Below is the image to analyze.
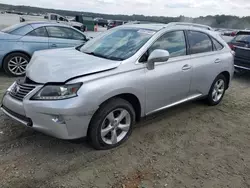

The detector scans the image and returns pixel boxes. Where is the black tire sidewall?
[207,74,227,106]
[3,53,30,77]
[89,98,136,150]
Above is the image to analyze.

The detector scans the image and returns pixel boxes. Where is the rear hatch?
[230,31,250,67]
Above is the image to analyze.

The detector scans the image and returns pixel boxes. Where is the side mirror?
[147,49,170,70]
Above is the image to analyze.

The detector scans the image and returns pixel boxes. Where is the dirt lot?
[0,72,250,188]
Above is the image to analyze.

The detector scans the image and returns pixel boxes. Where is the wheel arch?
[97,92,143,122]
[220,71,230,90]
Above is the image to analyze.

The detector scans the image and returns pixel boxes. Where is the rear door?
[19,26,49,54]
[46,26,86,49]
[186,30,227,96]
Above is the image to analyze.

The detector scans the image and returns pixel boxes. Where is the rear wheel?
[3,52,30,77]
[88,98,135,150]
[206,74,227,106]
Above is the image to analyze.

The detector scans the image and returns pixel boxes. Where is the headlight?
[32,83,82,100]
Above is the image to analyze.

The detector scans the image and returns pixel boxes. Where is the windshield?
[233,34,250,43]
[80,28,156,61]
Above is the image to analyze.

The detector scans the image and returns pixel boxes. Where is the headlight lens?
[32,83,82,100]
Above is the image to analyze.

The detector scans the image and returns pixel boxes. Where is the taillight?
[231,32,236,37]
[228,43,235,50]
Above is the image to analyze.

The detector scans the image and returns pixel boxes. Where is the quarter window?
[46,26,86,40]
[149,31,187,58]
[212,38,223,51]
[187,31,213,54]
[26,27,48,37]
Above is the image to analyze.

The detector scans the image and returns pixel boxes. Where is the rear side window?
[149,31,187,58]
[26,27,48,37]
[6,24,33,36]
[50,15,58,20]
[187,31,213,54]
[212,38,223,51]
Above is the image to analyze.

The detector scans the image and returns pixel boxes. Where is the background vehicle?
[20,13,86,32]
[228,30,250,74]
[1,23,233,150]
[107,20,124,29]
[0,22,87,76]
[94,18,108,27]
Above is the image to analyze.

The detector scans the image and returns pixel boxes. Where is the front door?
[46,26,86,49]
[20,26,49,54]
[144,30,192,114]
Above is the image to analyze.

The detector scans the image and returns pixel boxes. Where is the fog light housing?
[52,115,65,124]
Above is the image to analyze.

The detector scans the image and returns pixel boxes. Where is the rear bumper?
[234,58,250,70]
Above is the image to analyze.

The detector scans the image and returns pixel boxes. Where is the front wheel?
[206,74,227,106]
[3,52,30,77]
[88,98,135,150]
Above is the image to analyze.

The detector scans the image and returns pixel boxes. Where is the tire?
[206,74,227,106]
[88,98,136,150]
[3,52,30,77]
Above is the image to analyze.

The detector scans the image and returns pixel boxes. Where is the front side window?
[187,31,213,54]
[26,27,48,37]
[80,28,155,61]
[149,31,187,57]
[46,26,85,40]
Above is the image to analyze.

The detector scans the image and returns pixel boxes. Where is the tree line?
[1,3,250,29]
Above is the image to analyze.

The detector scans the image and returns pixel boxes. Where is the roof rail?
[169,22,213,30]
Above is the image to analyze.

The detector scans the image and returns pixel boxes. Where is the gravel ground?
[0,72,250,188]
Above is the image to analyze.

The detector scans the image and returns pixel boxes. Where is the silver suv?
[1,23,234,150]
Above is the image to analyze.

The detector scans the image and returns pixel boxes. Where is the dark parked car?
[94,18,108,27]
[228,30,250,74]
[107,20,124,29]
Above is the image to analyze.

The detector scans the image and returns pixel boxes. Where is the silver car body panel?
[2,23,234,139]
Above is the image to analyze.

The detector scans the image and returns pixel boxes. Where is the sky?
[1,0,250,17]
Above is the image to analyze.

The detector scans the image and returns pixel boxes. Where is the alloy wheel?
[8,56,28,76]
[101,108,131,145]
[212,79,225,102]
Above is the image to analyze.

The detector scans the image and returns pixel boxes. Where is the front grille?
[9,82,36,101]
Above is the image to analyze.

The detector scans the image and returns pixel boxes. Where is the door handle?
[51,44,57,48]
[214,59,221,63]
[182,64,191,70]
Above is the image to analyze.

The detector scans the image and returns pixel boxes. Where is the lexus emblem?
[13,85,20,94]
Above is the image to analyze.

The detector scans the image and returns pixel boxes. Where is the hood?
[0,32,22,40]
[26,48,121,83]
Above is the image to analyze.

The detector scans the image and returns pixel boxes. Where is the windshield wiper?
[83,51,108,58]
[83,51,124,61]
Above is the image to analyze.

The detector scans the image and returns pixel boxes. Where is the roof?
[22,21,73,28]
[119,23,168,31]
[119,22,213,32]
